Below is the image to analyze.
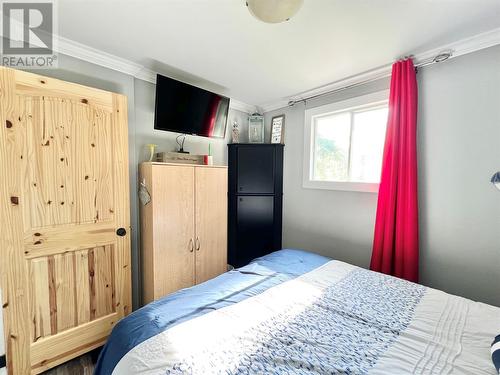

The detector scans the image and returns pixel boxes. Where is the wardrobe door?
[194,167,227,284]
[0,67,131,374]
[151,165,195,299]
[236,146,275,194]
[235,195,275,267]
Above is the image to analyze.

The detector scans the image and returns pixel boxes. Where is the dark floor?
[42,347,100,374]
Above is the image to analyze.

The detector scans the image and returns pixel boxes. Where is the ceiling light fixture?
[246,0,304,24]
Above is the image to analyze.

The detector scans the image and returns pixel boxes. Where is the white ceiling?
[58,0,500,108]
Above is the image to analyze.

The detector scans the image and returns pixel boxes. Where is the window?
[303,91,389,192]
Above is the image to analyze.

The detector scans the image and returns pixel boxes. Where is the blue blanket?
[95,249,330,374]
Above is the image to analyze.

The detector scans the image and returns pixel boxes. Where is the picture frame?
[248,114,265,143]
[270,114,285,144]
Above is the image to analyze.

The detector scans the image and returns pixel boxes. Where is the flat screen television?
[154,74,230,138]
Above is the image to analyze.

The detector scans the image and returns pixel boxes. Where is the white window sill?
[303,180,379,193]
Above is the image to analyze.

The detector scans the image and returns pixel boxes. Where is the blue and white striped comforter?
[96,250,500,374]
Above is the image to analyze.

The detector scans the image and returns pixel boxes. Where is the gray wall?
[30,55,249,309]
[264,45,500,306]
[417,46,500,306]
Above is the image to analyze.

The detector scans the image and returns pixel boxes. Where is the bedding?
[492,335,500,374]
[96,249,500,374]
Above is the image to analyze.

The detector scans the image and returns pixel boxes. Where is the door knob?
[116,227,127,236]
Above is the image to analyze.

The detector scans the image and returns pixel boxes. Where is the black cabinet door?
[237,146,275,194]
[234,195,275,267]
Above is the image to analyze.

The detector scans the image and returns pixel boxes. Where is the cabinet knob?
[116,227,127,236]
[189,238,194,252]
[195,237,200,251]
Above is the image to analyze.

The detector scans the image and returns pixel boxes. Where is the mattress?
[95,249,500,374]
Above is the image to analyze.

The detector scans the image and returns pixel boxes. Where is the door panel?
[237,146,275,194]
[28,245,116,343]
[195,167,227,284]
[24,97,114,228]
[235,195,275,267]
[0,67,130,374]
[152,165,195,297]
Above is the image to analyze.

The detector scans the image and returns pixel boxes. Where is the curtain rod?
[287,50,453,106]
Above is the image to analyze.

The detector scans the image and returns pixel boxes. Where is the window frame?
[303,90,390,193]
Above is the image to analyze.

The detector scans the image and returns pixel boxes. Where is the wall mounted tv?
[154,74,230,138]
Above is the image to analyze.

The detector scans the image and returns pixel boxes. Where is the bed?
[95,249,500,374]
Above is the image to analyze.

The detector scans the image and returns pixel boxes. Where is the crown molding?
[56,36,258,113]
[260,27,500,112]
[57,36,145,78]
[228,99,260,114]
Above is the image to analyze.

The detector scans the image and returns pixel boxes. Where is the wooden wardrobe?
[140,162,227,304]
[0,67,131,374]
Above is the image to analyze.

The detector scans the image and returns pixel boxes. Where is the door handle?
[195,236,200,251]
[189,238,194,253]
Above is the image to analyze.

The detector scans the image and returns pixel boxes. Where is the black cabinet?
[228,144,283,268]
[236,147,275,194]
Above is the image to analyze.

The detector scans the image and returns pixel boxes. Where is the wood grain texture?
[0,65,31,375]
[75,250,91,325]
[92,245,115,319]
[30,314,117,373]
[140,163,228,304]
[195,167,228,284]
[25,97,114,228]
[29,258,51,342]
[140,163,196,303]
[153,164,195,300]
[0,66,131,374]
[27,246,116,341]
[111,93,131,318]
[53,253,77,333]
[14,69,113,112]
[23,223,116,259]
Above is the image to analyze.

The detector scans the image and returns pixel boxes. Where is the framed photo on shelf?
[270,114,285,144]
[248,114,265,143]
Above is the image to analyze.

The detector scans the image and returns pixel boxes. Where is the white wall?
[264,45,500,306]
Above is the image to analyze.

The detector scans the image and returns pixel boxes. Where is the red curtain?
[370,59,419,283]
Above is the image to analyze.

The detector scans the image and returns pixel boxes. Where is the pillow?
[493,335,500,374]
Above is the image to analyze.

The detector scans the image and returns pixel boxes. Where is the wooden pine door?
[194,167,227,284]
[0,67,131,374]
